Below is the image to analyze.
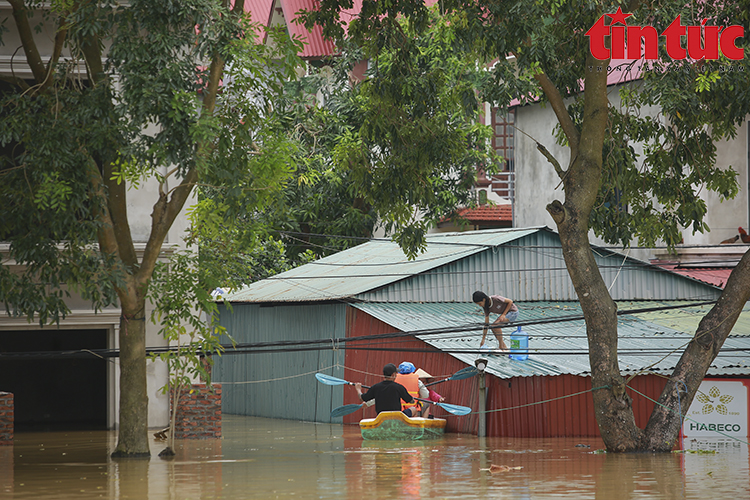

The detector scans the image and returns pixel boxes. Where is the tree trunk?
[544,49,750,450]
[111,301,151,458]
[551,202,645,451]
[545,51,646,451]
[642,251,750,451]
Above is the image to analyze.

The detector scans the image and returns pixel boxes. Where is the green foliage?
[320,8,499,257]
[303,0,750,250]
[149,250,230,387]
[148,249,232,449]
[0,0,303,323]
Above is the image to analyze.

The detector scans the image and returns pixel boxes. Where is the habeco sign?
[682,380,748,438]
[585,7,745,61]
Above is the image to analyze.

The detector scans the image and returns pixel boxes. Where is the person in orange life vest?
[415,368,445,418]
[355,363,416,415]
[473,290,519,353]
[394,362,425,417]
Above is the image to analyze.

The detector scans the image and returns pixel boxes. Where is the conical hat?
[415,368,432,379]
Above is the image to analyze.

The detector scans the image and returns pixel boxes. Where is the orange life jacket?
[395,372,421,412]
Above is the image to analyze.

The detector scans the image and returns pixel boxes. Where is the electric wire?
[277,230,750,251]
[1,299,738,360]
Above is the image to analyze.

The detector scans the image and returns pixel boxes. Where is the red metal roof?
[652,264,733,289]
[241,0,274,38]
[455,205,512,225]
[277,0,363,58]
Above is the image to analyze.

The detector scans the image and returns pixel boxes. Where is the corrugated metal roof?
[280,0,335,58]
[226,227,724,303]
[226,227,540,302]
[352,301,750,378]
[270,0,364,58]
[245,0,274,38]
[652,264,734,289]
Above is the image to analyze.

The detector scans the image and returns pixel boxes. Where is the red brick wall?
[0,392,13,445]
[174,384,221,439]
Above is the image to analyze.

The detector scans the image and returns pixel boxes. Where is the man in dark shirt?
[355,363,416,414]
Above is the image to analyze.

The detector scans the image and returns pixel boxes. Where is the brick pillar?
[0,392,13,445]
[174,384,221,439]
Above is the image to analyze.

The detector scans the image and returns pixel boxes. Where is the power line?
[277,230,750,251]
[0,300,723,360]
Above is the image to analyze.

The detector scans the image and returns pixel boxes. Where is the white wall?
[513,82,750,260]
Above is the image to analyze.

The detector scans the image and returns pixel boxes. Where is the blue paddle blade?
[449,366,479,380]
[437,402,472,416]
[330,403,365,418]
[416,397,472,416]
[315,373,351,386]
[425,366,478,387]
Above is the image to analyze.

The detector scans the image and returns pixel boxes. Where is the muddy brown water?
[1,415,748,499]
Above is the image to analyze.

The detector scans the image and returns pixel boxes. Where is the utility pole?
[475,357,488,437]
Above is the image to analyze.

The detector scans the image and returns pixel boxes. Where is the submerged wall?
[0,392,12,445]
[175,384,222,439]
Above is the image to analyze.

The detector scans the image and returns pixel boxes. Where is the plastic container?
[509,326,529,361]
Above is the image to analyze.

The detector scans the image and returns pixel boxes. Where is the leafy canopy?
[0,1,304,323]
[303,0,750,249]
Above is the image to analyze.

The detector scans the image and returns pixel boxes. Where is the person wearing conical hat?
[415,368,445,418]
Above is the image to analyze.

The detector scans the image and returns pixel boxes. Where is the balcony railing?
[491,171,515,202]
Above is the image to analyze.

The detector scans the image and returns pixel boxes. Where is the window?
[491,107,515,171]
[478,189,488,205]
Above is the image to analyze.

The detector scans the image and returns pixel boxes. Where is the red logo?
[585,7,744,61]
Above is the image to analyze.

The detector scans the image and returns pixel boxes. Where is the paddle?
[316,366,477,388]
[330,403,367,418]
[424,366,478,387]
[316,373,473,416]
[328,398,472,418]
[316,372,364,387]
[414,397,472,416]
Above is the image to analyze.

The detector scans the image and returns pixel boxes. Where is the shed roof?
[226,227,540,303]
[352,300,750,379]
[225,226,722,304]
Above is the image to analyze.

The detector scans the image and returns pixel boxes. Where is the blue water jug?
[509,326,528,361]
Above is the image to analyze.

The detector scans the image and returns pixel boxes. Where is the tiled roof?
[455,205,512,224]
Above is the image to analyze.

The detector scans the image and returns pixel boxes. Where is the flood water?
[1,415,748,499]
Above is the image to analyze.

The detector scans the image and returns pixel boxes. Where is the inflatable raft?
[359,411,447,440]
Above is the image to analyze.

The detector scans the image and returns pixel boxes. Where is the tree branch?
[533,70,580,168]
[40,14,70,92]
[0,75,30,91]
[8,0,47,84]
[85,159,119,259]
[536,142,564,178]
[103,161,139,270]
[85,157,140,310]
[79,19,105,86]
[136,0,244,288]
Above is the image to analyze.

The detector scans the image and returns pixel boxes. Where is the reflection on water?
[1,415,748,499]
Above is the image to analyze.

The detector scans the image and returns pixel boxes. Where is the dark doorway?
[0,329,108,431]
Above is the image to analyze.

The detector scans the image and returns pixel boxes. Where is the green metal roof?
[226,227,540,303]
[352,301,750,378]
[226,226,721,304]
